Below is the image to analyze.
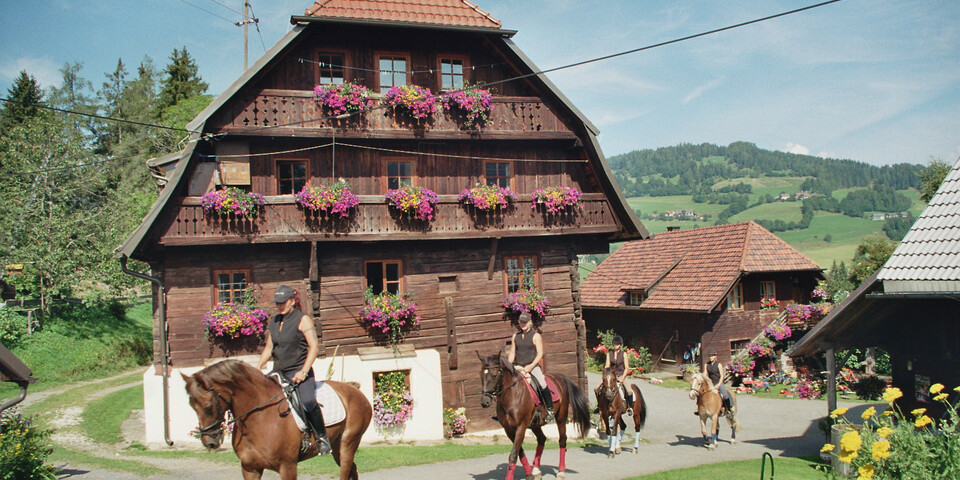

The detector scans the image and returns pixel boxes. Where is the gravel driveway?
[52,371,875,479]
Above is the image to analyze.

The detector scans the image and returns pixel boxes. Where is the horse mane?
[701,371,715,390]
[200,359,268,392]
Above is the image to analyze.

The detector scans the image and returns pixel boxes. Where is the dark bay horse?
[182,360,372,480]
[595,367,647,457]
[689,372,739,450]
[478,352,591,480]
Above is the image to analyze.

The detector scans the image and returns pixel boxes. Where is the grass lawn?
[49,447,167,477]
[628,455,824,479]
[81,385,143,444]
[778,212,885,268]
[729,201,803,223]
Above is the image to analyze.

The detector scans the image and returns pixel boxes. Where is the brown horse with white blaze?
[689,372,739,450]
[182,360,371,480]
[478,352,591,480]
[596,367,647,457]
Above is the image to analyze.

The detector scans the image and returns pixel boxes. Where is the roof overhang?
[786,272,882,357]
[290,15,516,37]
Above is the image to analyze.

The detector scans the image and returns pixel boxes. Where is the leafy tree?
[0,71,44,130]
[849,237,895,286]
[882,214,915,241]
[97,58,128,150]
[919,158,951,203]
[46,62,103,144]
[158,47,209,111]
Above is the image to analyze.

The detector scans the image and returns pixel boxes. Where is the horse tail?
[559,375,591,438]
[631,384,647,430]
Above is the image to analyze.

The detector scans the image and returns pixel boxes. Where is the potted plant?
[313,81,376,116]
[680,363,700,383]
[295,179,360,218]
[760,296,779,310]
[441,86,494,127]
[501,287,550,318]
[385,85,438,119]
[458,183,519,212]
[372,370,414,429]
[200,187,266,219]
[763,322,792,341]
[201,302,269,339]
[531,186,583,214]
[358,286,420,349]
[443,407,469,438]
[385,185,439,221]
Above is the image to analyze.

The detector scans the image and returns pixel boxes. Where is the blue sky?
[2,0,958,166]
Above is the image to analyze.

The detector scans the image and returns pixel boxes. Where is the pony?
[689,372,740,450]
[182,359,372,480]
[595,367,647,457]
[478,352,591,480]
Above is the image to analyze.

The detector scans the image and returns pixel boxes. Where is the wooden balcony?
[156,194,620,246]
[206,89,577,140]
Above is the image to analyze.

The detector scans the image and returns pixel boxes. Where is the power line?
[173,0,237,25]
[0,97,198,134]
[206,0,244,16]
[247,3,267,52]
[296,57,504,77]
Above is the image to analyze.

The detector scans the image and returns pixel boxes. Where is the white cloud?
[683,78,723,104]
[0,57,61,89]
[785,143,810,155]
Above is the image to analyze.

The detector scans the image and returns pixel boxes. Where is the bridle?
[194,374,285,440]
[480,361,504,402]
[601,370,619,402]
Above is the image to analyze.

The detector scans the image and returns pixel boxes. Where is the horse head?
[183,369,232,449]
[688,373,704,400]
[477,350,503,408]
[600,367,618,401]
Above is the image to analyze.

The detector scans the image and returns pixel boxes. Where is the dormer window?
[625,290,647,306]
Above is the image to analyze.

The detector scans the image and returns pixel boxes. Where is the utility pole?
[243,1,249,70]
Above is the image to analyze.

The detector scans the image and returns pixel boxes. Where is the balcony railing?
[206,90,575,139]
[157,194,619,245]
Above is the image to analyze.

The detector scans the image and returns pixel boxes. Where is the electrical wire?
[247,3,267,52]
[0,97,198,134]
[206,0,244,16]
[296,57,503,76]
[173,0,238,25]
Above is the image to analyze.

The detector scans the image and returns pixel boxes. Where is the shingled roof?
[303,0,502,28]
[581,221,821,312]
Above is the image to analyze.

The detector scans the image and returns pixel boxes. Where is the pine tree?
[46,62,102,143]
[158,47,209,110]
[0,71,45,130]
[98,58,128,148]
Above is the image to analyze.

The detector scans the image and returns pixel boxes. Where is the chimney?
[667,226,681,232]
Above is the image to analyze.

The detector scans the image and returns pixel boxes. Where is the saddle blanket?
[290,381,347,431]
[524,376,560,405]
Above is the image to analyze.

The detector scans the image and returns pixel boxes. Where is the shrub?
[0,309,29,349]
[0,410,57,480]
[853,375,888,401]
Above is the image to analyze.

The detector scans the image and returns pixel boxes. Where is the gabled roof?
[581,222,821,312]
[878,157,960,292]
[303,0,502,29]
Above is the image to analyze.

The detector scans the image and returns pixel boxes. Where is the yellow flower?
[882,387,903,403]
[911,408,926,417]
[930,383,944,394]
[881,410,895,417]
[858,463,875,479]
[821,443,835,453]
[861,406,876,420]
[955,385,960,393]
[935,393,949,402]
[915,415,932,428]
[877,427,894,438]
[838,449,858,463]
[871,440,890,461]
[831,407,849,418]
[840,431,862,452]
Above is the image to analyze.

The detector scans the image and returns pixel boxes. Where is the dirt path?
[44,370,876,479]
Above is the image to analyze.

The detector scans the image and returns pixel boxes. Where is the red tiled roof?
[581,222,820,311]
[303,0,502,28]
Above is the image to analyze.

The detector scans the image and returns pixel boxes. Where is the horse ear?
[476,350,484,362]
[195,374,211,390]
[180,372,192,386]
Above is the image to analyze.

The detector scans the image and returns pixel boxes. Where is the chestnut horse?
[595,367,647,457]
[689,372,739,450]
[478,352,591,480]
[183,360,372,480]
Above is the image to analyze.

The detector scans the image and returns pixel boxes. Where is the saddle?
[271,373,345,459]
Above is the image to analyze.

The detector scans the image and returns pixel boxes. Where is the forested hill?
[608,141,922,197]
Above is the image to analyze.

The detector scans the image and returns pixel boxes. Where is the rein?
[196,374,285,437]
[481,362,520,401]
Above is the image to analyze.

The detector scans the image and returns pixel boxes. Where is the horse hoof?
[608,452,615,459]
[708,444,716,451]
[633,448,639,454]
[615,447,621,454]
[557,473,565,480]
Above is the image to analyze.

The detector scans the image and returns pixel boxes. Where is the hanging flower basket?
[727,357,756,377]
[441,87,494,127]
[385,85,438,119]
[372,371,414,428]
[358,286,421,349]
[760,297,779,310]
[313,81,375,116]
[763,322,792,341]
[746,338,776,358]
[200,187,265,219]
[385,186,439,221]
[201,302,268,339]
[458,183,519,211]
[531,186,583,214]
[295,180,360,218]
[502,288,550,317]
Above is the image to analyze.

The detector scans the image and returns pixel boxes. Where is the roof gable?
[303,0,502,28]
[581,222,820,311]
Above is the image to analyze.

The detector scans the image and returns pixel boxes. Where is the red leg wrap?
[506,463,516,480]
[534,444,544,468]
[559,447,566,472]
[519,455,532,476]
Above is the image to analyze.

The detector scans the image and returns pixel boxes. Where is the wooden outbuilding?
[119,0,646,441]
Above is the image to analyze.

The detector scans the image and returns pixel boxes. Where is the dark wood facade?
[125,14,643,431]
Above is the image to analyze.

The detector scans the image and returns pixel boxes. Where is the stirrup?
[316,435,332,456]
[544,409,555,424]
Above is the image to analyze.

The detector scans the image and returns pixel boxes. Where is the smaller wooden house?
[581,221,822,367]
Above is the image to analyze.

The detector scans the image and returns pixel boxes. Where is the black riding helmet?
[612,335,623,345]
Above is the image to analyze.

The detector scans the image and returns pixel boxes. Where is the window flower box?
[295,179,360,218]
[760,296,779,310]
[358,286,421,349]
[441,86,494,127]
[458,183,519,211]
[201,302,268,339]
[372,370,414,428]
[501,288,550,317]
[200,187,266,219]
[531,186,583,214]
[385,186,439,221]
[313,81,375,116]
[385,85,438,119]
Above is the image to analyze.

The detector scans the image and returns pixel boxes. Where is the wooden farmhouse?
[788,158,960,415]
[580,222,822,369]
[119,0,646,443]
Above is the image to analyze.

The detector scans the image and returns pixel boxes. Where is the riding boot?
[540,388,555,423]
[306,406,332,456]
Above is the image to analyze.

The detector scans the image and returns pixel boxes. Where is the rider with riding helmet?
[602,335,634,416]
[257,285,331,455]
[705,349,733,411]
[507,310,555,423]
